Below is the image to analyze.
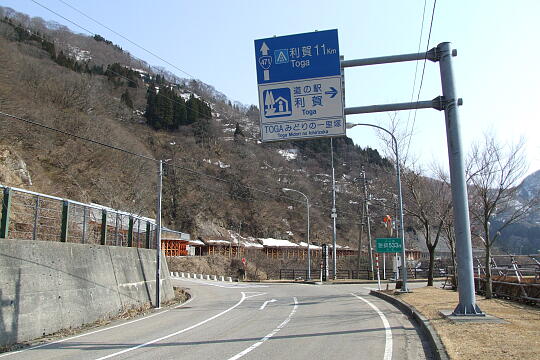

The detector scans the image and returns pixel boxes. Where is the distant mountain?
[495,170,540,255]
[516,170,540,223]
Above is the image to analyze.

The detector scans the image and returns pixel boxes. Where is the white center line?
[351,293,393,360]
[259,299,277,310]
[227,297,298,360]
[94,291,254,360]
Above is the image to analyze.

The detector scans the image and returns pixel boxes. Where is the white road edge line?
[227,297,298,360]
[0,296,195,358]
[94,292,252,360]
[351,293,393,360]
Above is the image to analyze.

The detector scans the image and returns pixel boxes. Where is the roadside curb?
[370,290,449,360]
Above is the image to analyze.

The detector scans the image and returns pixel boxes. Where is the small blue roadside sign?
[254,30,345,142]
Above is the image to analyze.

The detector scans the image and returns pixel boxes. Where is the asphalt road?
[0,279,434,359]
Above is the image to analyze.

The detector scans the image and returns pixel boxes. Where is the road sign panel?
[376,238,403,253]
[254,30,345,142]
[255,30,341,84]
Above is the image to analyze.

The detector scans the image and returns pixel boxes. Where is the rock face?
[0,146,32,187]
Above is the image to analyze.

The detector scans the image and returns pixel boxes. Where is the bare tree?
[432,164,458,286]
[467,134,537,298]
[403,166,452,286]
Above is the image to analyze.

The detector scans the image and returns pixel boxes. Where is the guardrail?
[279,267,448,280]
[473,277,540,305]
[0,185,188,248]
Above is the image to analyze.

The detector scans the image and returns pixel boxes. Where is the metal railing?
[0,185,189,248]
[278,267,448,280]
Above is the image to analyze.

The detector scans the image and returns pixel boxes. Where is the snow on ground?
[258,238,299,247]
[299,242,322,249]
[278,149,298,161]
[189,239,205,246]
[203,159,230,168]
[67,45,91,62]
[216,161,230,168]
[242,237,264,248]
[205,239,231,245]
[179,92,201,101]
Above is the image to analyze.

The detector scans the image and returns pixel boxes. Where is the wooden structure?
[161,239,188,256]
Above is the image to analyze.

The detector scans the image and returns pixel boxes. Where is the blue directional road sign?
[254,30,345,142]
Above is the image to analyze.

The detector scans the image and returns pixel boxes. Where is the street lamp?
[346,123,409,292]
[283,187,311,280]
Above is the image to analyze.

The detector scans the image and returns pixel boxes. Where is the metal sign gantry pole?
[342,42,482,315]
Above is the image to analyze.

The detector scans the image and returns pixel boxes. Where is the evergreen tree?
[121,89,133,109]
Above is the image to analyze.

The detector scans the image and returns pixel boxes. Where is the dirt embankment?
[167,255,258,279]
[395,287,540,360]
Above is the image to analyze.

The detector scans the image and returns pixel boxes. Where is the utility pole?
[394,195,399,280]
[362,169,374,280]
[155,160,163,309]
[330,138,338,280]
[356,176,365,278]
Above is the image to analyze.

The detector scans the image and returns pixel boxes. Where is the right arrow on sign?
[325,87,338,98]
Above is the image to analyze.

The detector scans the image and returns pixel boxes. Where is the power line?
[56,0,196,79]
[3,12,186,112]
[31,0,95,36]
[406,0,437,158]
[0,110,156,161]
[0,110,360,217]
[26,0,215,121]
[403,0,428,154]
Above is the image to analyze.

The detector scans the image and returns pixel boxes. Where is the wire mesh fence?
[0,185,186,249]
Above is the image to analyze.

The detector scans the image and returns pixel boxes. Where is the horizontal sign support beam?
[344,96,457,115]
[341,47,445,68]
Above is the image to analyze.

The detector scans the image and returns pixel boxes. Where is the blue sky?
[2,0,539,178]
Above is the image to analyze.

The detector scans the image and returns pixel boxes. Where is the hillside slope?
[0,8,400,249]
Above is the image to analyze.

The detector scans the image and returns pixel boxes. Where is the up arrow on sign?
[260,42,270,55]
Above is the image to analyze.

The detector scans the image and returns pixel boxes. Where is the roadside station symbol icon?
[274,49,289,64]
[263,88,292,118]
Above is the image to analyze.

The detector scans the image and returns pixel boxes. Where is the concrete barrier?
[226,277,232,282]
[219,276,225,281]
[211,275,217,281]
[0,239,174,347]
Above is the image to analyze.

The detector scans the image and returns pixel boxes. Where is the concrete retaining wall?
[0,239,174,347]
